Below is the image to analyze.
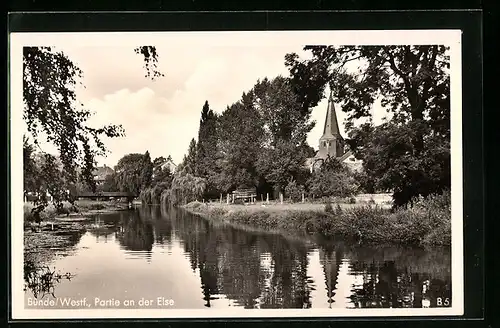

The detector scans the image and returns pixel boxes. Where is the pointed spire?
[321,90,341,139]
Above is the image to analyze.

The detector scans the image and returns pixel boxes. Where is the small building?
[159,157,177,174]
[92,165,114,185]
[306,91,363,173]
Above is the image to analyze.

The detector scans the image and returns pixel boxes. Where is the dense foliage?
[114,153,146,194]
[185,190,451,246]
[23,44,451,211]
[286,45,450,206]
[22,46,162,212]
[195,101,219,198]
[165,163,207,205]
[307,157,359,199]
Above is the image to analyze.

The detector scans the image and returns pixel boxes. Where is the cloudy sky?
[61,44,348,167]
[13,31,458,168]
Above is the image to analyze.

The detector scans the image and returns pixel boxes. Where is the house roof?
[92,166,114,181]
[160,159,177,171]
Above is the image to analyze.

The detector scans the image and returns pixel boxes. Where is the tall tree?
[286,45,450,206]
[214,93,264,192]
[195,101,219,197]
[252,77,315,193]
[23,47,124,192]
[114,153,145,195]
[141,151,154,189]
[23,136,37,193]
[168,165,207,205]
[183,139,198,175]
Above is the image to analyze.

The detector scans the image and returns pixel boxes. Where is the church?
[305,91,363,173]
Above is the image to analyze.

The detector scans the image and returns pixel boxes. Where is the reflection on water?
[24,205,452,309]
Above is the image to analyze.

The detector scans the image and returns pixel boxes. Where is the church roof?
[338,150,353,162]
[320,91,342,140]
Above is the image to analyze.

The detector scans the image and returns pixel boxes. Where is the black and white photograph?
[10,30,463,319]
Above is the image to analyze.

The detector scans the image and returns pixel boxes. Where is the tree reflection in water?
[116,210,155,254]
[347,247,452,308]
[25,204,452,308]
[24,228,85,299]
[170,207,313,309]
[166,206,451,309]
[24,260,76,299]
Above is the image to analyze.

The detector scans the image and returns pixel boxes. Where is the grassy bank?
[182,192,451,247]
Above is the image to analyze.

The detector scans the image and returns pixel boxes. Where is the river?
[24,205,451,309]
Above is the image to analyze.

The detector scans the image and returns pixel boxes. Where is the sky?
[15,31,451,168]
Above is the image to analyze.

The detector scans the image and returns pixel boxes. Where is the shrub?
[181,190,450,247]
[348,196,357,204]
[285,179,305,203]
[210,207,227,218]
[307,159,359,198]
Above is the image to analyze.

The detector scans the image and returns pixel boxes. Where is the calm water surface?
[24,205,451,309]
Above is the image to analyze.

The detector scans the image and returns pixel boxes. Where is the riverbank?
[23,200,131,274]
[182,193,451,247]
[24,199,131,225]
[24,199,130,261]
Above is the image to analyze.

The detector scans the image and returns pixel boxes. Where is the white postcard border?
[9,29,463,319]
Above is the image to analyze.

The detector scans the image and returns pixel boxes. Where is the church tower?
[317,91,345,159]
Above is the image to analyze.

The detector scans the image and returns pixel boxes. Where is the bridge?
[75,191,138,202]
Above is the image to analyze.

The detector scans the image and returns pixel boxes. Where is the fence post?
[232,193,235,203]
[220,194,222,204]
[302,193,305,203]
[266,193,269,204]
[280,193,283,204]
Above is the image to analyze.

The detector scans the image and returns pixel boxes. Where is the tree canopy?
[114,153,146,195]
[140,151,154,190]
[286,45,450,206]
[22,46,163,208]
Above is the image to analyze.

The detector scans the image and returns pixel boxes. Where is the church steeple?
[321,91,341,139]
[317,90,345,159]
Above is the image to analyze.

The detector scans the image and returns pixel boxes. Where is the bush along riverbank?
[182,191,451,247]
